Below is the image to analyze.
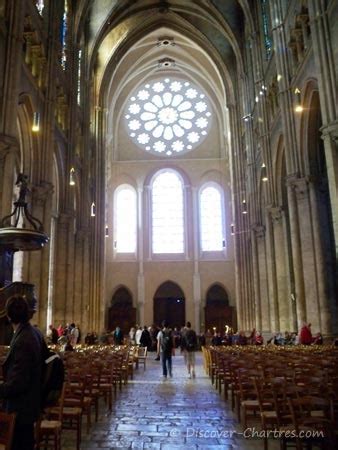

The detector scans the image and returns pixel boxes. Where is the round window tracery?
[124,77,212,156]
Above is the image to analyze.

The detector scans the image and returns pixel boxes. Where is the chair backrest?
[0,412,16,450]
[137,347,147,358]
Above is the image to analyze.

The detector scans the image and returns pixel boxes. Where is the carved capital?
[269,206,284,223]
[32,182,54,205]
[291,177,309,200]
[252,224,265,239]
[57,213,72,229]
[0,134,19,159]
[320,120,338,142]
[75,227,90,241]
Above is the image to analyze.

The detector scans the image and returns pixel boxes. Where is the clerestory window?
[200,184,224,251]
[151,170,184,253]
[114,185,137,253]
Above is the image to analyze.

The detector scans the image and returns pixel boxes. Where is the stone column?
[292,178,321,331]
[270,207,290,331]
[137,274,145,326]
[192,186,201,333]
[65,218,75,322]
[251,226,262,332]
[0,145,17,218]
[193,272,201,334]
[270,0,299,174]
[308,179,333,334]
[82,234,90,334]
[308,0,338,263]
[286,176,306,330]
[53,214,70,325]
[265,210,279,332]
[73,230,85,329]
[137,186,145,327]
[27,182,53,327]
[1,0,25,136]
[320,125,338,263]
[256,226,271,333]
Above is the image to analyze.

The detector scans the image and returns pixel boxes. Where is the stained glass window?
[200,185,224,251]
[124,77,212,156]
[36,0,44,15]
[152,171,184,253]
[115,186,137,253]
[60,0,68,69]
[261,0,272,59]
[77,50,82,105]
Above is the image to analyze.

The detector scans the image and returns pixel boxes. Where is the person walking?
[182,321,197,378]
[0,295,44,450]
[157,320,175,378]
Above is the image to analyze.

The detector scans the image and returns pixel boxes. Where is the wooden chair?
[236,369,262,428]
[136,346,147,370]
[0,412,15,450]
[36,383,66,450]
[281,396,334,450]
[49,379,85,450]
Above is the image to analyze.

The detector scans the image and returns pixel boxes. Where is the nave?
[61,354,276,450]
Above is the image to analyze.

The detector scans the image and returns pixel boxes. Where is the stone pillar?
[0,147,16,218]
[137,186,145,327]
[137,274,145,326]
[73,230,85,329]
[286,176,306,330]
[270,207,290,331]
[251,226,262,332]
[292,178,321,331]
[82,234,90,334]
[193,272,201,334]
[192,186,201,333]
[255,226,271,332]
[53,214,70,325]
[1,0,25,136]
[308,0,338,264]
[308,180,333,334]
[65,218,75,322]
[320,125,338,264]
[265,210,279,332]
[27,182,53,327]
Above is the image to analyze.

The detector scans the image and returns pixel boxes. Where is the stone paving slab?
[61,353,280,449]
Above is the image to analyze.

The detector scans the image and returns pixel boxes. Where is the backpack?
[161,329,173,353]
[185,329,197,351]
[41,350,65,408]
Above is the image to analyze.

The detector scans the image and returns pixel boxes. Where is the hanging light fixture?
[261,163,268,182]
[32,112,40,132]
[105,225,109,237]
[294,88,303,113]
[69,167,75,186]
[90,202,96,217]
[242,199,248,214]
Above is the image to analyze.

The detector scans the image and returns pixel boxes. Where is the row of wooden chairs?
[203,346,338,450]
[35,345,134,450]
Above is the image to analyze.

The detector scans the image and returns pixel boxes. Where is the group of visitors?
[207,323,326,347]
[47,322,81,349]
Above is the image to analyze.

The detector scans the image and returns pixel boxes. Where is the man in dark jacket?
[0,295,43,450]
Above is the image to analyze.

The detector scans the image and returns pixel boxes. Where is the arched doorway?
[108,287,136,334]
[204,284,234,333]
[153,281,185,328]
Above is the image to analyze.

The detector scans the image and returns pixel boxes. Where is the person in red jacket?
[299,323,313,345]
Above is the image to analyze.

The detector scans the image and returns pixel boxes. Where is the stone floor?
[62,352,280,449]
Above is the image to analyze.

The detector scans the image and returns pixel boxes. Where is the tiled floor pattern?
[62,353,279,449]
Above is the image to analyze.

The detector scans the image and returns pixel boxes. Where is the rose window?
[124,77,212,156]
